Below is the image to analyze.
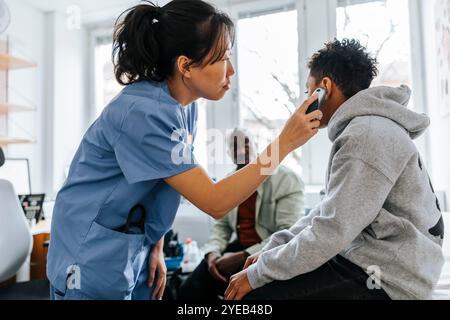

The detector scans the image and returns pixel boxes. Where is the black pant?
[177,242,246,301]
[245,255,391,300]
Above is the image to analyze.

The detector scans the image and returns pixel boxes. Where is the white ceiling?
[19,0,250,25]
[21,0,244,14]
[23,0,141,13]
[20,0,155,25]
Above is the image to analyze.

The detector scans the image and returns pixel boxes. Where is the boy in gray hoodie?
[225,39,445,300]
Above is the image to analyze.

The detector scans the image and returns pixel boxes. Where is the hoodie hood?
[328,85,430,142]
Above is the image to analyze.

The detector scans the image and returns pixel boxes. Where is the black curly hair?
[308,38,379,98]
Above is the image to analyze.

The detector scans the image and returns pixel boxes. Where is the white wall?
[2,1,89,197]
[3,0,46,194]
[48,12,88,195]
[421,0,450,209]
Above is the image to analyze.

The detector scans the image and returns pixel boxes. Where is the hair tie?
[152,6,161,24]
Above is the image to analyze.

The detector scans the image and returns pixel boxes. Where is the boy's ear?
[176,55,192,79]
[321,77,333,97]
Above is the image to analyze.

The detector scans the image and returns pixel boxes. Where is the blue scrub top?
[47,81,198,300]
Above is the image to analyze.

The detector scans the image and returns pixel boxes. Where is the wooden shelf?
[0,54,37,70]
[0,137,34,146]
[0,103,35,113]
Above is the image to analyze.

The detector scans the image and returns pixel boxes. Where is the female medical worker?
[47,0,323,300]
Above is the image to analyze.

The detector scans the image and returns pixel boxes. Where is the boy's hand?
[224,269,252,300]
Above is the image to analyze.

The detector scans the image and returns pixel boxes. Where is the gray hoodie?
[246,85,445,300]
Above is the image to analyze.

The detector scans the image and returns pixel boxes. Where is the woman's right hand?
[278,94,323,157]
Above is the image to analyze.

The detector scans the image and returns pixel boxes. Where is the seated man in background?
[177,128,305,300]
[225,39,445,300]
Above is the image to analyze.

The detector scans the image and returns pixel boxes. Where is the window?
[92,34,209,169]
[228,0,427,188]
[336,0,415,106]
[194,99,209,169]
[237,8,303,173]
[94,40,122,117]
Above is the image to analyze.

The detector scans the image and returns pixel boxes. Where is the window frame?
[87,25,212,171]
[226,0,337,186]
[87,26,114,124]
[223,0,429,185]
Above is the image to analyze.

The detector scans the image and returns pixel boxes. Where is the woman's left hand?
[148,240,167,300]
[224,269,253,300]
